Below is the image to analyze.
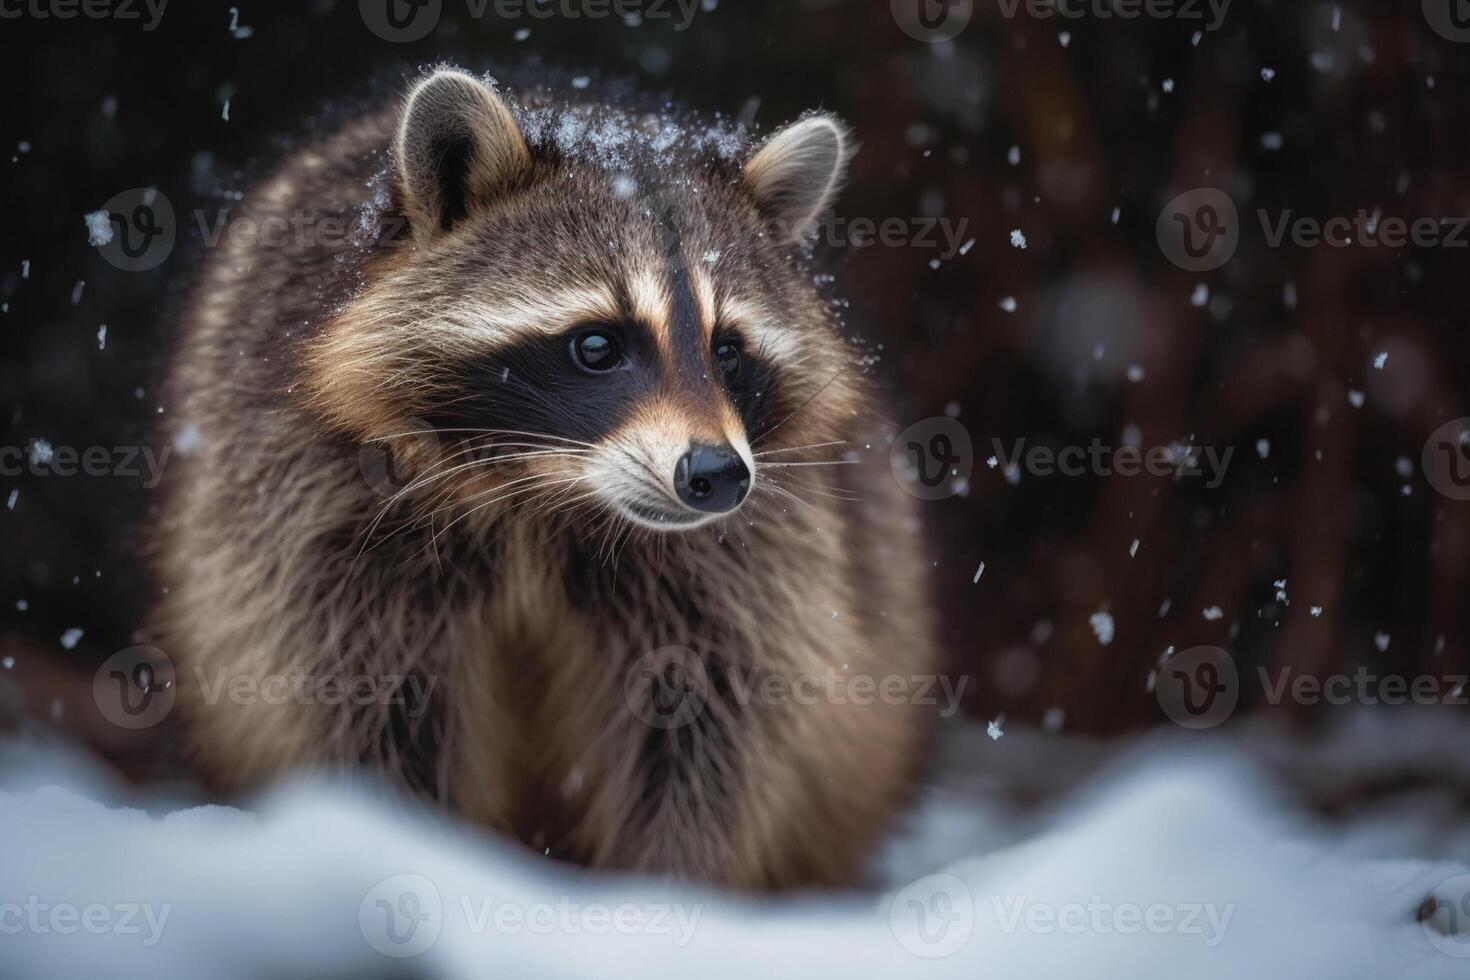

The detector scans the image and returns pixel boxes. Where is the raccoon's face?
[310,70,857,533]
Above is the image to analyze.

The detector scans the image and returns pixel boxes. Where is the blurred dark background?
[3,0,1470,780]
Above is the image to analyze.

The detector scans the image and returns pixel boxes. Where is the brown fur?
[151,69,937,889]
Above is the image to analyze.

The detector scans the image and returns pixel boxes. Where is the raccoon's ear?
[743,114,853,242]
[395,69,530,238]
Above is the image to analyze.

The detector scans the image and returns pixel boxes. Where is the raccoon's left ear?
[395,69,531,240]
[743,113,853,242]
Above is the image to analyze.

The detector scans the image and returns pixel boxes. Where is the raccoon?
[151,68,937,889]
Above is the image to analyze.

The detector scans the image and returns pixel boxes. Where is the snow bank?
[2,712,1468,979]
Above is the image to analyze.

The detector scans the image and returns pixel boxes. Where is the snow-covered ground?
[3,711,1469,979]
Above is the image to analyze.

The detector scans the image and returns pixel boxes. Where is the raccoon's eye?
[714,341,742,380]
[572,330,622,373]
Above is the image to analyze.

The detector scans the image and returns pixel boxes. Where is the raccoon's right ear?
[395,69,531,239]
[743,113,853,242]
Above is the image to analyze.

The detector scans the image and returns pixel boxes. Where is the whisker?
[758,459,858,468]
[370,427,599,450]
[429,475,584,547]
[751,370,844,447]
[753,440,847,457]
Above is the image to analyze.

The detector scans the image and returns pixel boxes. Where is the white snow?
[1009,229,1028,250]
[84,210,113,247]
[3,712,1469,978]
[29,439,53,466]
[173,423,205,456]
[1089,611,1115,646]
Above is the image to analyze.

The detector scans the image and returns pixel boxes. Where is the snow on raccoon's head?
[310,68,858,532]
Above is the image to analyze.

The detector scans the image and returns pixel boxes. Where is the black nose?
[673,442,751,514]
